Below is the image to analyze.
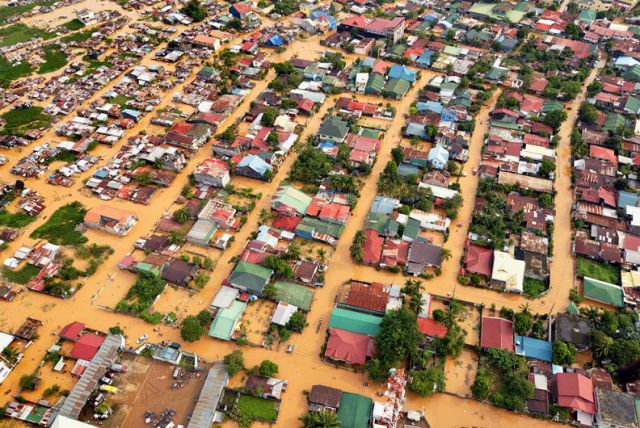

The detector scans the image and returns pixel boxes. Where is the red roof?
[231,2,251,15]
[417,318,448,338]
[555,373,595,415]
[324,328,374,365]
[362,230,383,265]
[272,214,301,231]
[624,234,640,251]
[70,333,105,361]
[521,94,544,114]
[59,322,85,341]
[345,282,389,312]
[590,145,617,164]
[464,243,493,276]
[480,317,514,352]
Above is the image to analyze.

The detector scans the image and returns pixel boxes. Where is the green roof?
[272,185,313,215]
[135,262,161,277]
[566,301,580,315]
[337,392,372,428]
[296,217,345,239]
[365,73,385,94]
[625,96,640,113]
[329,307,381,336]
[384,78,410,98]
[583,276,624,308]
[624,64,640,82]
[468,2,525,23]
[578,9,596,23]
[542,100,564,113]
[273,281,314,311]
[403,217,421,241]
[364,212,387,234]
[358,127,381,139]
[318,115,350,140]
[443,45,462,56]
[490,120,522,130]
[603,113,626,133]
[209,300,247,340]
[486,66,507,82]
[228,261,273,295]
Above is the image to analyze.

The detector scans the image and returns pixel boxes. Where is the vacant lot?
[444,349,478,397]
[109,356,207,427]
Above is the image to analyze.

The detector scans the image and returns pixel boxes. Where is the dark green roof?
[365,73,385,94]
[228,261,273,295]
[337,392,372,428]
[384,78,410,97]
[318,116,349,140]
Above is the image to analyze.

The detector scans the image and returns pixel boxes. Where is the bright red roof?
[464,244,493,276]
[590,145,617,164]
[59,322,85,341]
[555,373,595,415]
[70,333,105,361]
[272,214,301,231]
[480,317,514,352]
[362,230,383,265]
[324,328,374,365]
[417,318,448,338]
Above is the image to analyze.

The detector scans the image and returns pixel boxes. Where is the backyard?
[29,202,88,245]
[576,257,619,283]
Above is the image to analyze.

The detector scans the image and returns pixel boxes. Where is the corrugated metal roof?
[188,362,229,428]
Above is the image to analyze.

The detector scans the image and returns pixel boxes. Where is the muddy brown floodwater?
[0,15,575,428]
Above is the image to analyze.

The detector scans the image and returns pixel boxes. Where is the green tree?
[300,410,340,428]
[579,102,598,124]
[542,109,568,131]
[180,316,204,342]
[258,360,278,377]
[471,368,490,400]
[224,350,245,376]
[552,341,576,366]
[408,367,445,396]
[173,207,189,224]
[286,311,307,332]
[196,309,211,326]
[610,339,640,367]
[261,107,279,127]
[513,311,533,335]
[539,158,556,178]
[180,0,207,21]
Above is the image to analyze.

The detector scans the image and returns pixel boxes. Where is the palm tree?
[173,207,189,224]
[440,247,452,261]
[316,248,326,264]
[300,410,340,428]
[169,230,185,245]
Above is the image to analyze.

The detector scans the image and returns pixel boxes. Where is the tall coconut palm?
[300,410,340,428]
[440,247,452,261]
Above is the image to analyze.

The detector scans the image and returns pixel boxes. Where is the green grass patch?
[30,202,87,245]
[0,55,33,87]
[60,28,94,44]
[111,94,131,109]
[576,256,619,283]
[0,210,36,228]
[45,150,77,164]
[2,264,40,284]
[0,0,57,25]
[235,395,278,422]
[523,278,546,298]
[62,19,85,31]
[1,106,51,135]
[0,23,53,47]
[38,44,68,74]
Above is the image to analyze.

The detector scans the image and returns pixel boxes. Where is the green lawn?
[62,19,85,31]
[0,23,53,47]
[523,278,546,298]
[0,0,57,25]
[235,395,278,422]
[30,202,88,245]
[0,210,36,228]
[3,264,40,284]
[38,44,68,74]
[576,257,619,284]
[1,106,51,135]
[60,28,95,44]
[0,55,33,87]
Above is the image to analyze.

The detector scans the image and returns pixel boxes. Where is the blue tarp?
[515,336,552,362]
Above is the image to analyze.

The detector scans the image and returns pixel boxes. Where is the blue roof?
[618,191,638,209]
[441,108,457,121]
[417,100,442,114]
[121,109,141,117]
[267,34,284,46]
[416,50,434,66]
[237,154,272,175]
[387,65,417,82]
[370,195,398,215]
[515,336,552,362]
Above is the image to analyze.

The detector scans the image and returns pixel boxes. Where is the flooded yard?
[444,349,478,397]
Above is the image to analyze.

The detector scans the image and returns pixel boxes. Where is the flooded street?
[0,10,580,425]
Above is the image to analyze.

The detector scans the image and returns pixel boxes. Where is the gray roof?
[58,334,123,419]
[188,362,229,428]
[595,388,638,428]
[318,116,349,139]
[408,241,443,268]
[553,314,591,350]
